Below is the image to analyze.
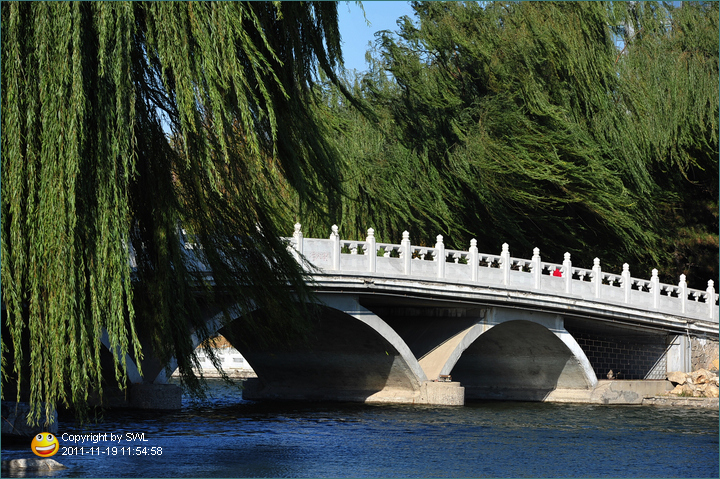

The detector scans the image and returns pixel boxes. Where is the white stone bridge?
[134,225,720,407]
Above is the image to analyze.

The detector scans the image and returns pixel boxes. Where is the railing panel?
[599,283,625,303]
[573,280,594,300]
[340,254,368,272]
[411,259,437,278]
[540,275,565,294]
[302,239,334,270]
[658,295,681,315]
[445,262,472,282]
[509,269,534,289]
[376,256,404,275]
[476,266,504,284]
[685,289,711,319]
[629,288,653,309]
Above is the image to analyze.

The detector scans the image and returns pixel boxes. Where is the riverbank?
[641,396,719,408]
[543,368,719,408]
[541,378,718,407]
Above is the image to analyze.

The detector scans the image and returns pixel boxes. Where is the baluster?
[622,263,631,304]
[366,228,376,273]
[292,223,303,260]
[532,248,541,289]
[501,243,510,286]
[401,231,411,275]
[707,280,716,320]
[470,239,479,282]
[330,224,340,271]
[678,274,687,314]
[563,253,572,294]
[592,258,601,298]
[435,235,445,279]
[651,269,659,309]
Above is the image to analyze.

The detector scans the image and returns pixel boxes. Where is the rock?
[1,458,67,471]
[704,385,719,398]
[711,358,719,371]
[690,368,715,385]
[682,384,696,396]
[669,384,684,395]
[667,371,687,386]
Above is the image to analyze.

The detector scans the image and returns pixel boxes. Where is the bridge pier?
[666,334,692,373]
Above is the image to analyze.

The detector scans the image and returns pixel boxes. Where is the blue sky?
[337,1,416,73]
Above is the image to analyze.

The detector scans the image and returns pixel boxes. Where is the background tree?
[315,1,717,286]
[1,1,348,423]
[612,1,718,285]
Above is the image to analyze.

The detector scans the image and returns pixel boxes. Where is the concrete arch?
[157,295,428,403]
[101,329,142,384]
[443,309,597,400]
[152,313,227,384]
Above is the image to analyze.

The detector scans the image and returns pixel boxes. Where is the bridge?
[128,224,718,407]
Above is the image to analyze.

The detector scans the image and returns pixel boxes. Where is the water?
[2,380,718,478]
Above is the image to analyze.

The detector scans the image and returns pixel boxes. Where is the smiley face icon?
[30,432,59,457]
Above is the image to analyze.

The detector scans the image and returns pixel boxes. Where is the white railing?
[290,224,719,323]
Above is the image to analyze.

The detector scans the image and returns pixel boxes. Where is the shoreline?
[641,396,719,408]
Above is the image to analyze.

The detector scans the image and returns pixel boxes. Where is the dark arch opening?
[451,320,584,401]
[218,305,421,402]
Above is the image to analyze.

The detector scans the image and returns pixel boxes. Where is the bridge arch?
[442,309,597,400]
[157,294,428,403]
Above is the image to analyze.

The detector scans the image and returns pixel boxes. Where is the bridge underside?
[222,303,430,404]
[207,294,614,405]
[451,320,594,401]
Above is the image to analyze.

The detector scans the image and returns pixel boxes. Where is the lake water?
[2,380,718,478]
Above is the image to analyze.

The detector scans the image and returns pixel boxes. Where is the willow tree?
[1,1,349,424]
[329,1,717,284]
[612,1,719,285]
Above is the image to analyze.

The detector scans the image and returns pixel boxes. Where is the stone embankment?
[666,369,719,398]
[641,368,719,408]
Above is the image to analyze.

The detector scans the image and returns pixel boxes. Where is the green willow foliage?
[612,2,719,284]
[1,1,347,423]
[321,1,717,284]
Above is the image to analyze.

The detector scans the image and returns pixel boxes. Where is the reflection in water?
[1,380,717,478]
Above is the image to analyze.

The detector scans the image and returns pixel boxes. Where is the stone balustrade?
[290,224,719,323]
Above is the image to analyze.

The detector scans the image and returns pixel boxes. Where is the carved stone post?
[401,231,411,275]
[501,243,510,286]
[679,274,687,314]
[330,224,340,271]
[592,258,601,299]
[651,269,659,309]
[292,223,303,261]
[532,248,541,290]
[707,280,716,320]
[622,263,631,304]
[563,253,572,294]
[366,228,376,273]
[435,235,445,279]
[470,239,479,282]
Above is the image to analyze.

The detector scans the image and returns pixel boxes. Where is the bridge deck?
[287,225,718,334]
